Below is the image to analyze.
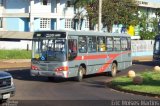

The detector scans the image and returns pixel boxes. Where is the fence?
[131,40,154,57]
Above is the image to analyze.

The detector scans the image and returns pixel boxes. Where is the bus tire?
[110,63,117,77]
[75,66,84,82]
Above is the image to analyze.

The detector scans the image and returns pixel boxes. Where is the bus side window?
[106,37,113,52]
[78,36,87,53]
[121,37,128,51]
[97,36,106,52]
[127,38,131,50]
[114,37,121,51]
[88,36,97,52]
[68,39,77,60]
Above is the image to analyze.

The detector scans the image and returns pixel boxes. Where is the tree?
[156,8,160,17]
[102,0,139,32]
[139,13,158,40]
[73,0,99,30]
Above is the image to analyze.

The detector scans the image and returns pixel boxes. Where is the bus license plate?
[3,93,10,99]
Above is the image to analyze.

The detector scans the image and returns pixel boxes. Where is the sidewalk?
[132,56,153,62]
[0,56,153,69]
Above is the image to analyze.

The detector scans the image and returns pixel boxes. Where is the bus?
[153,35,160,62]
[31,30,132,81]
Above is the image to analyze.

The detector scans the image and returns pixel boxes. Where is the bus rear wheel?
[75,66,84,82]
[110,63,117,77]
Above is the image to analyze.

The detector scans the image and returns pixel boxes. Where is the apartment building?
[0,0,89,32]
[0,0,160,33]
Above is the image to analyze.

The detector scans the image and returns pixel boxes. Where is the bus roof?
[33,30,130,37]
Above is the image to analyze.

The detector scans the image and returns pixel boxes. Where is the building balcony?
[2,13,29,18]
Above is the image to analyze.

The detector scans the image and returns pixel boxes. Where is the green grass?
[0,50,31,59]
[111,71,160,95]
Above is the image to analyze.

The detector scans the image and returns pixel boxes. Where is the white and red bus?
[31,30,132,81]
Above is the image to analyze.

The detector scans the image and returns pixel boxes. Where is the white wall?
[0,40,32,50]
[32,0,51,13]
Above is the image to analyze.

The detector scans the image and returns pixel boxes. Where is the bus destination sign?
[34,32,66,38]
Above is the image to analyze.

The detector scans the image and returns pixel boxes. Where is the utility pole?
[98,0,102,31]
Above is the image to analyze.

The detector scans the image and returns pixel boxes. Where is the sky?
[144,0,160,2]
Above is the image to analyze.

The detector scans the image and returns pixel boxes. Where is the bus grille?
[0,78,11,87]
[39,63,58,71]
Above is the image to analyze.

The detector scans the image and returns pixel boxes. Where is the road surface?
[2,61,159,106]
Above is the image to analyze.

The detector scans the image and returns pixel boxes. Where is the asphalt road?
[3,61,160,106]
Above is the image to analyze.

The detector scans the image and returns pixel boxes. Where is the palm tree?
[73,0,98,30]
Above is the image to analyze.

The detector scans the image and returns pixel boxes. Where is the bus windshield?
[154,40,160,54]
[32,38,67,62]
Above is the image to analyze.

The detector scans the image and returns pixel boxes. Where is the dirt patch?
[0,62,31,69]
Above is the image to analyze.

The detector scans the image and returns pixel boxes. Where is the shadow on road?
[7,69,47,82]
[82,80,106,88]
[133,61,159,67]
[6,69,75,83]
[5,61,156,84]
[6,69,113,83]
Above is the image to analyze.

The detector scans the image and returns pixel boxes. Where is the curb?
[106,82,160,99]
[132,60,152,62]
[132,56,153,62]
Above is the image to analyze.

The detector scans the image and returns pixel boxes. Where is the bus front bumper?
[30,70,67,78]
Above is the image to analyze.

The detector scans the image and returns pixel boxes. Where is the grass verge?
[0,50,31,59]
[111,71,160,95]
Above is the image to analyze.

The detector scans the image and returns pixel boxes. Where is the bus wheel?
[75,66,84,82]
[110,63,117,77]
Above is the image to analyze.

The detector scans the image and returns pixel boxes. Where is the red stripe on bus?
[72,51,131,73]
[74,51,131,61]
[97,51,131,73]
[85,54,107,60]
[74,54,107,60]
[98,54,119,73]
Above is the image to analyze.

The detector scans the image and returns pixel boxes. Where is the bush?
[139,31,156,40]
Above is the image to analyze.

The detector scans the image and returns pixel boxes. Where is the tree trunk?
[107,24,113,33]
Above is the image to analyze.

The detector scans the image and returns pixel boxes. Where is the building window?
[0,18,2,28]
[85,19,89,28]
[42,0,50,5]
[40,18,51,29]
[66,1,71,7]
[65,19,73,29]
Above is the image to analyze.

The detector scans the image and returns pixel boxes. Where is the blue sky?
[144,0,160,2]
